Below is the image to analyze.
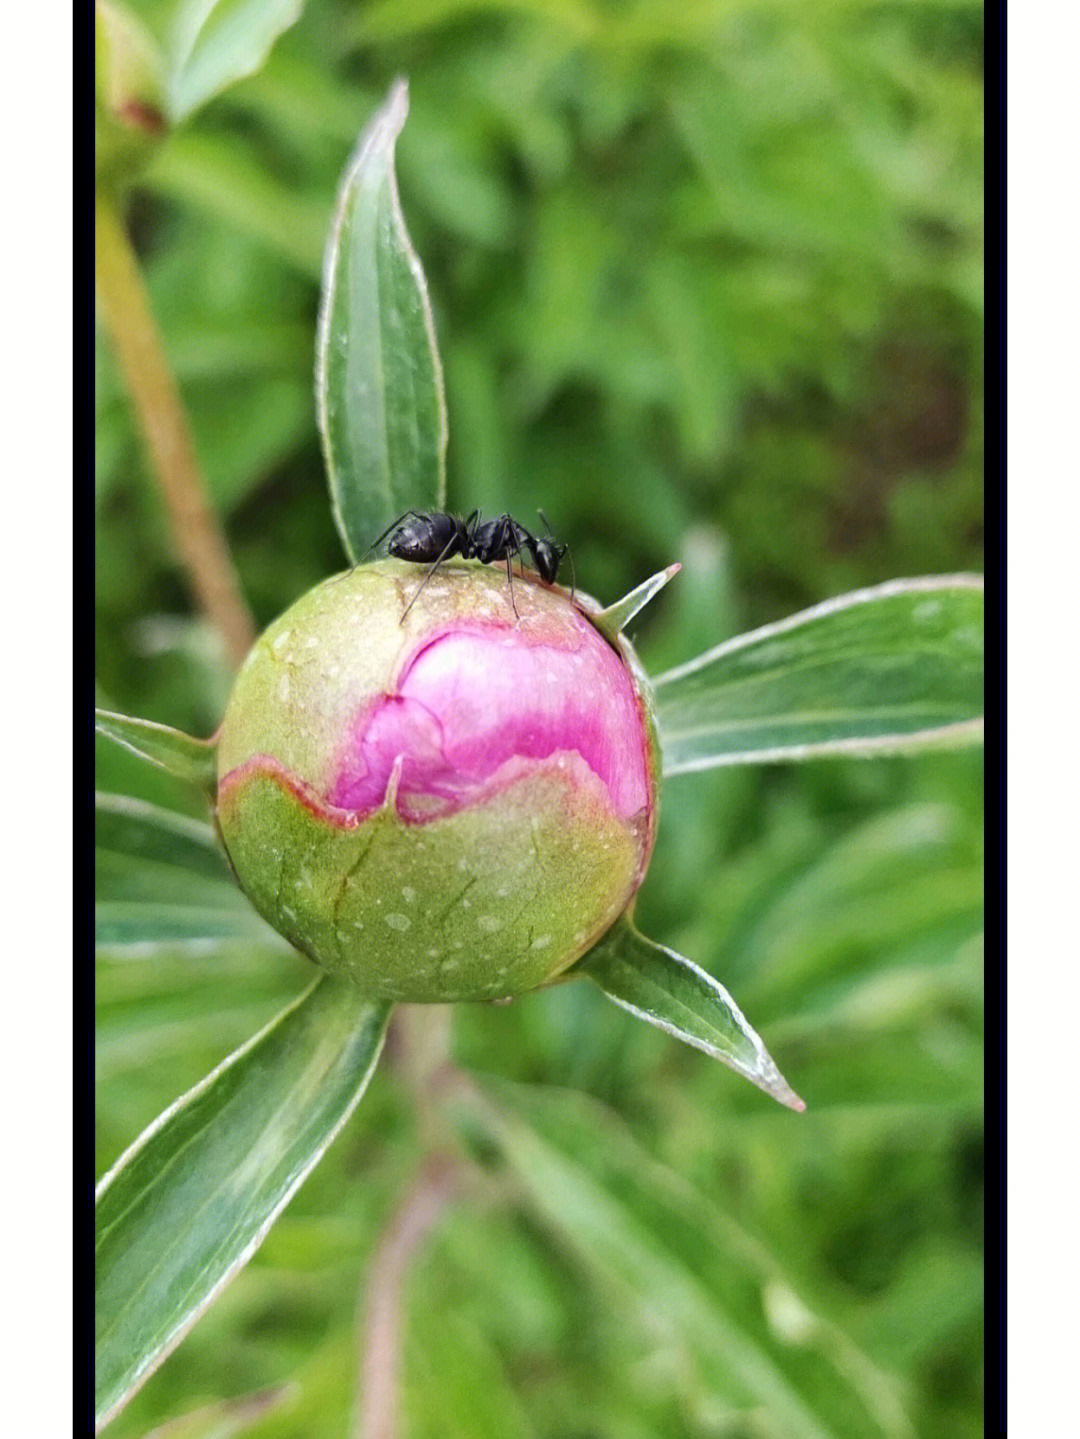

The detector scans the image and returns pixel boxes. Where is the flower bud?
[95,1,167,187]
[216,560,661,1001]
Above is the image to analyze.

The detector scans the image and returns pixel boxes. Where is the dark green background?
[96,3,983,1435]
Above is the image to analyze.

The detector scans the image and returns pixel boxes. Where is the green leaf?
[404,1304,537,1439]
[165,0,305,122]
[456,1080,907,1439]
[589,563,682,642]
[349,0,600,46]
[94,797,285,951]
[96,792,230,883]
[577,915,805,1111]
[95,978,390,1430]
[96,899,282,952]
[133,1383,293,1438]
[142,129,327,277]
[652,576,983,773]
[96,948,304,1092]
[315,79,448,563]
[96,707,218,789]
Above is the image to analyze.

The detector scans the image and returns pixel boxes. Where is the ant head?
[531,537,565,584]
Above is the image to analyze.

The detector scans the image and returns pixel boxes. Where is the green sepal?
[96,707,218,791]
[590,564,682,643]
[216,761,641,1002]
[576,913,805,1110]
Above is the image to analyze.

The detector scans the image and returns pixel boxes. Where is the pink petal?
[330,620,650,823]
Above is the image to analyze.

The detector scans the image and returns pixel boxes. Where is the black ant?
[365,509,573,620]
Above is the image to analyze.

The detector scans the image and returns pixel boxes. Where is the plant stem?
[353,1006,460,1439]
[395,1004,456,1149]
[353,1154,459,1439]
[95,193,257,668]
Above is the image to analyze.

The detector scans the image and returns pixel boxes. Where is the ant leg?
[330,512,418,587]
[400,534,458,622]
[498,520,522,618]
[509,526,529,606]
[508,520,528,580]
[504,550,520,619]
[566,544,577,604]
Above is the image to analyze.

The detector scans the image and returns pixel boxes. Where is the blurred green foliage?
[96,1,982,1435]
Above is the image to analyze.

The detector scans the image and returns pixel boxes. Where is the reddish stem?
[95,193,256,668]
[354,1153,459,1439]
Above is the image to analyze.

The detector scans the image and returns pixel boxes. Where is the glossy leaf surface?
[96,708,218,789]
[165,0,305,122]
[578,915,804,1110]
[316,79,447,562]
[653,576,983,773]
[96,978,390,1430]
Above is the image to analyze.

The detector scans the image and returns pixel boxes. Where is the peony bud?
[215,560,661,1001]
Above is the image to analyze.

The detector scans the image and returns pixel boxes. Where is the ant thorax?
[369,508,572,620]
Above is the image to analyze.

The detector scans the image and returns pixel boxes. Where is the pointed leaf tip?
[592,563,681,642]
[316,76,447,563]
[165,0,306,122]
[578,916,804,1110]
[386,74,409,123]
[95,708,218,790]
